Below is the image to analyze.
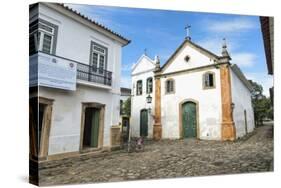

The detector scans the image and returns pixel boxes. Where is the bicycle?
[122,136,145,153]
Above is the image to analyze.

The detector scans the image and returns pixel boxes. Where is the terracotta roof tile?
[58,3,131,45]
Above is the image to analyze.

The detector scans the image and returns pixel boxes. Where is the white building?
[131,38,254,141]
[29,3,130,161]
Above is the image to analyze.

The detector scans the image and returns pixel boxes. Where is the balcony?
[30,52,112,90]
[76,62,112,86]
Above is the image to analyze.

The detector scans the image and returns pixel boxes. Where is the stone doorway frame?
[30,96,53,161]
[140,108,148,137]
[178,99,200,139]
[79,102,105,153]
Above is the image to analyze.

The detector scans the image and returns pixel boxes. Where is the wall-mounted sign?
[29,52,77,91]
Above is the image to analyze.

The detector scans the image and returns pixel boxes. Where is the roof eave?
[41,2,130,46]
[159,38,219,73]
[231,64,253,92]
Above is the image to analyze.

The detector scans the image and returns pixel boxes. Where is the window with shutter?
[136,80,142,95]
[90,42,108,75]
[29,19,58,55]
[165,79,175,94]
[146,77,153,94]
[203,72,215,89]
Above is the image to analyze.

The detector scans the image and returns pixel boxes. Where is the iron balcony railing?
[36,51,112,86]
[76,62,112,86]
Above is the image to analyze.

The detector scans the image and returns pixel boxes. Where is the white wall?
[33,4,124,155]
[230,68,255,138]
[131,55,156,138]
[159,41,222,140]
[161,68,222,140]
[132,55,156,75]
[162,42,217,74]
[38,3,122,94]
[130,44,223,140]
[40,85,120,155]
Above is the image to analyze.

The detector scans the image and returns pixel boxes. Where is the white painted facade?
[161,67,222,140]
[131,39,255,140]
[131,55,156,138]
[30,3,129,156]
[230,65,255,138]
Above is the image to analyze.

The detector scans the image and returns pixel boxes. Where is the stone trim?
[43,147,111,162]
[155,62,226,78]
[220,64,236,140]
[202,71,216,90]
[29,18,59,55]
[89,41,108,71]
[165,78,175,95]
[79,102,105,152]
[38,97,53,159]
[153,78,162,140]
[178,99,200,139]
[136,80,143,96]
[159,39,219,73]
[146,77,153,94]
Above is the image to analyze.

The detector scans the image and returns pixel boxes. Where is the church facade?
[131,38,255,141]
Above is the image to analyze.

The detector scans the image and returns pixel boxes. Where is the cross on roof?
[185,25,191,40]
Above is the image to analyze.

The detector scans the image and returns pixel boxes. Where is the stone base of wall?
[110,126,121,147]
[153,123,162,140]
[221,121,236,141]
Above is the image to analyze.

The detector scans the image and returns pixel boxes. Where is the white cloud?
[197,35,257,69]
[231,53,257,68]
[244,72,273,97]
[206,18,257,33]
[65,4,129,33]
[198,38,237,55]
[121,63,133,72]
[120,75,132,88]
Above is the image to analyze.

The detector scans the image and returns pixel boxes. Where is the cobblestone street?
[38,124,273,186]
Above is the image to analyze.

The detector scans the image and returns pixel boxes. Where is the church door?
[182,101,197,138]
[140,109,148,137]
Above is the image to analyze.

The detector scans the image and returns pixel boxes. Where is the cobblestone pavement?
[39,125,273,186]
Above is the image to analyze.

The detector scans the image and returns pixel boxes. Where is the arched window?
[146,77,153,94]
[203,72,215,89]
[165,79,175,94]
[136,80,142,95]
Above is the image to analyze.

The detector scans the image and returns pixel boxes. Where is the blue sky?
[67,4,273,96]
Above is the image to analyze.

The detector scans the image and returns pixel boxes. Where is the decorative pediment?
[131,54,156,75]
[159,39,219,74]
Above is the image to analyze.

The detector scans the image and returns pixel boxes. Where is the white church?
[131,36,255,141]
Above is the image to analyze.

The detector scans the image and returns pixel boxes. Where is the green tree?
[249,80,273,126]
[123,97,131,116]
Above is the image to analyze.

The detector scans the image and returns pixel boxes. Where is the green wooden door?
[83,107,100,148]
[182,102,197,138]
[140,109,148,137]
[90,108,100,148]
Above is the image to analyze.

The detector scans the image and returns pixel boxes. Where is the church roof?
[121,87,131,96]
[231,64,253,91]
[131,54,156,73]
[158,38,220,73]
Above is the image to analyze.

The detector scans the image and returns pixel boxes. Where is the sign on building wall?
[29,52,77,91]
